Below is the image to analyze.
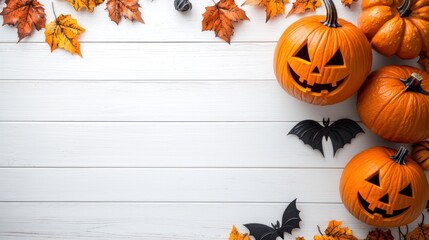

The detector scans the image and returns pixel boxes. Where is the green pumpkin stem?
[321,0,341,28]
[391,146,408,165]
[402,73,429,95]
[398,0,412,18]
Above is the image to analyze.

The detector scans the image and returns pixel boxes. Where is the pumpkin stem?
[321,0,341,28]
[391,146,408,165]
[401,73,429,95]
[398,0,412,18]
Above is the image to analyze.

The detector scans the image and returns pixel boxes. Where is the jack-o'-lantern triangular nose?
[379,193,389,204]
[312,66,320,74]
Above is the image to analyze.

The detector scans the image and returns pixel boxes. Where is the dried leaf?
[65,0,104,12]
[44,14,85,57]
[287,0,321,17]
[106,0,143,25]
[296,237,306,240]
[365,229,394,240]
[202,0,249,44]
[406,223,429,240]
[242,0,288,22]
[314,220,358,240]
[0,0,46,41]
[418,52,429,73]
[341,0,357,7]
[229,225,250,240]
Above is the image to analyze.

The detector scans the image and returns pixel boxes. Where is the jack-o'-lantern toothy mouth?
[358,192,409,218]
[289,65,347,93]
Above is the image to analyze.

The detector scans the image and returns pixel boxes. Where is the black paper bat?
[288,118,364,157]
[244,199,301,240]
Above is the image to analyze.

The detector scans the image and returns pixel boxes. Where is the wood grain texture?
[0,44,419,80]
[0,81,362,121]
[0,168,344,202]
[0,122,395,167]
[1,203,426,239]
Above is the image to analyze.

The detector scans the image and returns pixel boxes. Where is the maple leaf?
[406,223,429,240]
[365,229,394,240]
[418,52,429,73]
[44,13,85,57]
[314,220,358,240]
[296,237,306,240]
[0,0,46,42]
[242,0,288,22]
[106,0,144,25]
[287,0,321,17]
[65,0,104,12]
[202,0,249,44]
[229,225,250,240]
[341,0,357,7]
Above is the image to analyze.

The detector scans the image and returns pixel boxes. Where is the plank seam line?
[0,167,345,169]
[0,201,344,204]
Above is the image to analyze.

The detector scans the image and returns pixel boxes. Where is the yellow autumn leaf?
[229,225,250,240]
[314,220,358,240]
[44,14,85,57]
[65,0,104,12]
[406,223,429,240]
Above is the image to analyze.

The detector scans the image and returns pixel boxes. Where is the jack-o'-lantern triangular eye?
[326,49,344,66]
[295,43,310,62]
[399,183,413,197]
[366,172,380,187]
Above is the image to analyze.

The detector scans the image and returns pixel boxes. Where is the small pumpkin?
[357,65,429,143]
[340,146,429,227]
[274,0,372,105]
[412,141,429,171]
[358,0,429,59]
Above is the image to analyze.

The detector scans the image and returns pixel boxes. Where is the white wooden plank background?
[0,0,428,239]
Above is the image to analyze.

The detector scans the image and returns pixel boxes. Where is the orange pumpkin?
[273,0,372,105]
[357,65,429,143]
[358,0,429,59]
[412,141,429,171]
[340,146,429,227]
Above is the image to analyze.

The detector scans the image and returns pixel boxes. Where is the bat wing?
[280,199,301,235]
[328,119,364,156]
[244,223,278,240]
[288,120,326,156]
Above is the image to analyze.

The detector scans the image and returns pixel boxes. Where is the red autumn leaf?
[287,0,321,17]
[106,0,144,24]
[341,0,357,7]
[365,229,394,240]
[1,0,46,42]
[202,0,249,43]
[418,52,429,73]
[242,0,288,22]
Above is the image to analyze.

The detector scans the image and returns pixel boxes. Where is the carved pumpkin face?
[274,0,372,105]
[288,40,349,95]
[340,146,429,227]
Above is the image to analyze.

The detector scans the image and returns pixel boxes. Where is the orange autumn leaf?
[202,0,249,44]
[296,237,306,240]
[341,0,357,7]
[314,220,358,240]
[406,223,429,240]
[242,0,288,22]
[0,0,46,42]
[65,0,104,12]
[365,229,394,240]
[44,14,85,57]
[106,0,144,25]
[287,0,321,17]
[229,225,250,240]
[418,52,429,73]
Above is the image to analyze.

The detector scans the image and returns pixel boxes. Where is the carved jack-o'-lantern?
[340,146,429,227]
[274,0,372,105]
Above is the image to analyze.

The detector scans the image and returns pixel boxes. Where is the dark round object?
[174,0,192,12]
